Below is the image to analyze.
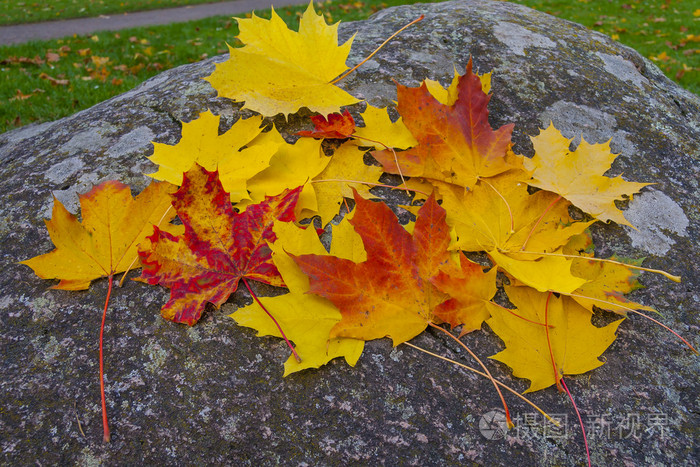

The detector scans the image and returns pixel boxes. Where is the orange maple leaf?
[291,189,497,345]
[138,164,302,325]
[372,58,517,188]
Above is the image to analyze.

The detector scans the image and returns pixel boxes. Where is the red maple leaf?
[297,109,356,139]
[139,163,302,325]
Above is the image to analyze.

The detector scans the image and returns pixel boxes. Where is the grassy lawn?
[0,0,221,25]
[1,0,697,133]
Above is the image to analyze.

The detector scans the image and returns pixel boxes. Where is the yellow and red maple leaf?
[147,110,276,203]
[138,163,302,325]
[372,58,517,188]
[22,180,179,290]
[291,190,497,345]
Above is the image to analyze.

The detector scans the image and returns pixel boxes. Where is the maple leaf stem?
[402,341,560,426]
[560,377,592,467]
[427,321,514,428]
[100,274,113,442]
[519,195,562,251]
[312,178,430,197]
[242,277,302,363]
[565,292,698,354]
[329,15,424,85]
[487,300,554,328]
[544,292,564,392]
[118,256,139,287]
[480,179,514,234]
[515,250,681,282]
[349,135,410,195]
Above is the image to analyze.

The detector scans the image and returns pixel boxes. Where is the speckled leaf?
[138,163,301,325]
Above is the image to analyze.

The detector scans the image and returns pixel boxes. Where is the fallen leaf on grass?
[38,72,69,86]
[9,88,45,101]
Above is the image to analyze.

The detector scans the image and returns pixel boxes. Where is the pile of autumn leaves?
[24,3,664,393]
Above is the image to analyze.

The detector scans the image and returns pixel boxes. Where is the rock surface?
[1,0,698,464]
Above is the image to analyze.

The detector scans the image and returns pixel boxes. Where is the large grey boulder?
[1,0,698,464]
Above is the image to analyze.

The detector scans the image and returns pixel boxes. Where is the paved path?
[0,0,306,45]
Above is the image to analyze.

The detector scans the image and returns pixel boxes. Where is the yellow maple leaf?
[307,142,383,225]
[21,181,179,290]
[435,171,593,293]
[352,105,418,150]
[487,285,623,392]
[564,232,656,314]
[239,126,327,216]
[205,2,361,116]
[489,249,587,294]
[438,171,593,255]
[524,124,651,226]
[231,219,365,375]
[148,111,276,203]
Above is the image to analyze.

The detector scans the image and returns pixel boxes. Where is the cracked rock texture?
[1,0,698,465]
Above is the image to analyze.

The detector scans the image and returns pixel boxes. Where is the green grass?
[1,0,697,133]
[0,0,223,26]
[514,0,698,92]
